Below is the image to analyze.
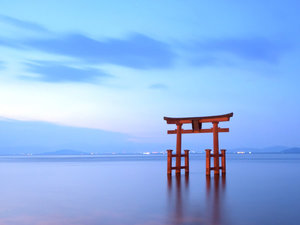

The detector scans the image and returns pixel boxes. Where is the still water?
[0,154,299,225]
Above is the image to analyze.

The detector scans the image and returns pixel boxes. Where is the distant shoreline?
[0,151,300,157]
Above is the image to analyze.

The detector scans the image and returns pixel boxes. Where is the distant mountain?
[38,149,88,155]
[228,147,259,153]
[229,146,288,153]
[281,148,300,154]
[263,146,289,152]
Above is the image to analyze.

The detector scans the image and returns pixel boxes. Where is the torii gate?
[164,113,233,176]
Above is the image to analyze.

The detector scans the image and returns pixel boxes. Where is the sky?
[0,0,299,154]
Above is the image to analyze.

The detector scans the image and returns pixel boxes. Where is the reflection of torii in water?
[164,113,233,176]
[167,174,190,225]
[206,175,227,225]
[167,174,228,225]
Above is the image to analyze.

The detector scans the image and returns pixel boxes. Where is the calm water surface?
[0,154,299,225]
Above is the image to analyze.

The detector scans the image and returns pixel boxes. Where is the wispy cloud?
[3,15,288,73]
[149,83,168,90]
[189,37,290,65]
[0,37,21,48]
[24,33,175,69]
[0,15,175,70]
[24,61,109,83]
[0,61,5,70]
[0,14,48,32]
[189,56,220,67]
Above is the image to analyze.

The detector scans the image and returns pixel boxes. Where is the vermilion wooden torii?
[164,113,233,176]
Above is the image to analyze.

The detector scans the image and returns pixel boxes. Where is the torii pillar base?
[167,149,190,175]
[206,149,226,176]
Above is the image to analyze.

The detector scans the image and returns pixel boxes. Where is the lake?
[0,154,299,225]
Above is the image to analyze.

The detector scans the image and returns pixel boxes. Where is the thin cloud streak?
[149,83,168,90]
[189,37,290,65]
[0,61,5,70]
[0,15,290,76]
[0,14,48,32]
[25,33,175,69]
[0,15,175,70]
[25,61,109,83]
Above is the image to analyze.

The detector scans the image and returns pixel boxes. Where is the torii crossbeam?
[164,113,233,176]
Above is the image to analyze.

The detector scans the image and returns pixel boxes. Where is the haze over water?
[0,154,299,225]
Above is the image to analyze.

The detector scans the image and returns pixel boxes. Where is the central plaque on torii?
[164,113,233,176]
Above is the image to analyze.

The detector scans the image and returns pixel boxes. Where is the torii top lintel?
[164,113,233,124]
[164,113,233,134]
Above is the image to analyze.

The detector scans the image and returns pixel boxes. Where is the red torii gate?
[164,113,233,176]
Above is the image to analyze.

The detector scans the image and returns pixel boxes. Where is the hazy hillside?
[229,146,288,153]
[282,148,300,153]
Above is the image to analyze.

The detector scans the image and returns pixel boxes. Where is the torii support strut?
[164,113,233,176]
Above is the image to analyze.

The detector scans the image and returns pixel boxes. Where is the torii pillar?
[164,113,233,176]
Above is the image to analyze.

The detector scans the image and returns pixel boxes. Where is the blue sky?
[0,0,299,153]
